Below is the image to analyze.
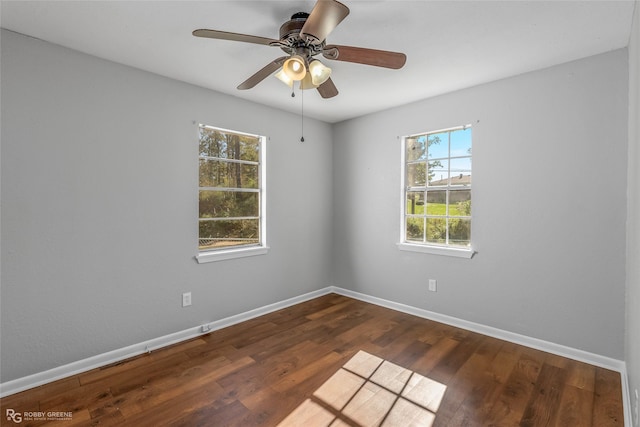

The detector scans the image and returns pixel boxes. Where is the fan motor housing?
[279,12,308,41]
[278,12,324,56]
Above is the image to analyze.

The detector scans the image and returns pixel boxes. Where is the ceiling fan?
[192,0,407,99]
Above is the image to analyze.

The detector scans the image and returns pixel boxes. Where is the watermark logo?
[5,409,73,423]
[6,409,22,423]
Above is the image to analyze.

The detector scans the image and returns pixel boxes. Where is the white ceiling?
[1,1,635,123]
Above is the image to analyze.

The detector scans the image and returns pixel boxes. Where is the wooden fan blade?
[237,57,287,90]
[300,0,349,45]
[317,77,338,99]
[192,29,279,46]
[323,44,407,69]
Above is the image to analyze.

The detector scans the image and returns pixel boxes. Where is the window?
[197,125,267,263]
[399,125,473,258]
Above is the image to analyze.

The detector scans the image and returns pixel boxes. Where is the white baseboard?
[327,286,633,427]
[0,285,632,426]
[0,287,332,398]
[328,286,625,370]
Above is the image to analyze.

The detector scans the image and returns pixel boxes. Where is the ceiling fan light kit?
[282,54,307,81]
[192,0,407,99]
[300,72,318,90]
[274,69,294,87]
[309,59,332,86]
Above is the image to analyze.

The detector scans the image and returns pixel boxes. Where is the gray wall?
[0,30,333,382]
[0,28,632,385]
[626,0,640,419]
[332,49,628,359]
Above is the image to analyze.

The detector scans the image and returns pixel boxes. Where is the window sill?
[397,243,475,259]
[196,246,269,263]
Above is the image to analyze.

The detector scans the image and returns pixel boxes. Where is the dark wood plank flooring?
[0,294,624,426]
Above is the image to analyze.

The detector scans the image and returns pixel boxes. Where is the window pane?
[199,159,258,188]
[450,128,472,157]
[448,218,471,247]
[406,137,428,161]
[199,128,228,158]
[406,191,425,215]
[199,191,259,218]
[448,190,471,217]
[428,159,448,186]
[199,219,259,250]
[426,191,447,215]
[449,157,471,186]
[407,162,426,187]
[427,132,448,159]
[406,217,424,242]
[426,218,446,244]
[199,127,260,161]
[238,137,260,162]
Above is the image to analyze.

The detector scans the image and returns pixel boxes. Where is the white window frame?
[397,125,474,259]
[196,125,268,264]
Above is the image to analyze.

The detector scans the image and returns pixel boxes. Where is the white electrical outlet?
[428,279,437,292]
[182,292,192,307]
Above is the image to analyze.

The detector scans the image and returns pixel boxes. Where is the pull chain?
[300,87,305,142]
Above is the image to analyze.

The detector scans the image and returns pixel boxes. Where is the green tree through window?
[198,125,264,251]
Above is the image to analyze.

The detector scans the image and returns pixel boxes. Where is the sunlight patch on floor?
[277,350,447,427]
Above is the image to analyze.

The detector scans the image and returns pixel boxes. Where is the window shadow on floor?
[278,350,447,427]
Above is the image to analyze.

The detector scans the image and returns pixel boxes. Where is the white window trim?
[196,245,269,263]
[397,126,475,259]
[196,126,268,263]
[397,242,474,258]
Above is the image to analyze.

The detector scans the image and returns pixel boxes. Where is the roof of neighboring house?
[429,174,471,186]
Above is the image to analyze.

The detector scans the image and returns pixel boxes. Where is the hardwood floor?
[0,294,624,426]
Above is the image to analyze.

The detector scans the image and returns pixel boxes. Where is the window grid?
[402,126,472,248]
[198,125,265,252]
